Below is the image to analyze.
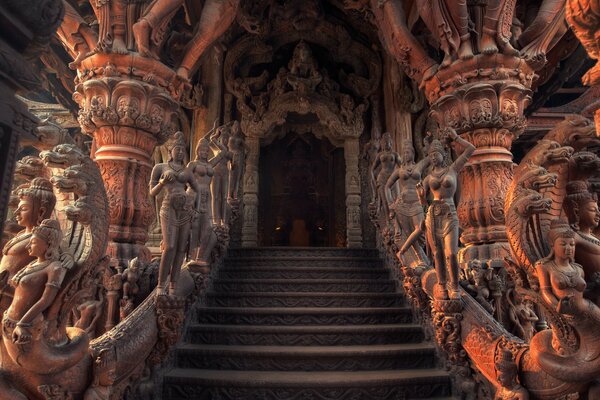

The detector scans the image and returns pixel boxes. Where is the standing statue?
[132,0,240,80]
[400,130,475,299]
[494,349,529,400]
[369,132,401,219]
[2,219,88,384]
[415,0,473,67]
[227,121,247,202]
[210,123,234,226]
[386,140,430,262]
[149,132,202,294]
[187,134,226,264]
[0,178,56,312]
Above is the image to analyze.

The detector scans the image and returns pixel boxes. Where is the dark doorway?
[258,133,346,247]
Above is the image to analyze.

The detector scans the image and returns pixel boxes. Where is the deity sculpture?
[400,130,475,299]
[149,132,202,294]
[187,132,226,264]
[58,1,97,68]
[415,0,473,67]
[1,219,88,384]
[369,132,401,219]
[210,123,234,226]
[386,140,430,262]
[494,349,529,400]
[563,181,600,280]
[227,121,247,202]
[132,0,240,80]
[0,178,56,312]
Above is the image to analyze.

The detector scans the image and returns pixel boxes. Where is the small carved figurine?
[149,132,202,295]
[227,121,247,202]
[494,349,529,400]
[210,123,234,226]
[400,129,475,299]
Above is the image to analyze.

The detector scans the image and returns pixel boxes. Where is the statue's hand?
[12,325,32,344]
[389,211,395,220]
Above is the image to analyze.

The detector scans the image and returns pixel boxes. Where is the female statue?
[227,121,246,202]
[210,123,234,226]
[187,135,226,264]
[369,132,401,219]
[563,180,600,279]
[3,219,88,374]
[400,130,475,299]
[535,222,600,324]
[385,140,430,262]
[0,178,56,311]
[149,132,201,294]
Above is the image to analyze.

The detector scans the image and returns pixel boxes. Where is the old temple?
[1,0,600,399]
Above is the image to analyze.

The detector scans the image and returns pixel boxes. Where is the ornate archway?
[224,35,381,247]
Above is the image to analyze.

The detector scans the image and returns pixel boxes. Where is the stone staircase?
[163,247,454,400]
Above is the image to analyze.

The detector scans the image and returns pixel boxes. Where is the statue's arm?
[450,131,475,172]
[385,170,400,212]
[149,164,165,197]
[535,262,559,309]
[416,157,431,175]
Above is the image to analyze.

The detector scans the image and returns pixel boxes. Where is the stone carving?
[567,0,600,87]
[149,132,201,294]
[494,349,529,400]
[401,130,475,300]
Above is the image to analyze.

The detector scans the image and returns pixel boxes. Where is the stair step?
[196,307,414,325]
[187,323,424,346]
[206,292,404,308]
[219,266,390,280]
[227,247,380,258]
[224,257,383,268]
[175,343,437,371]
[212,278,396,293]
[162,369,452,400]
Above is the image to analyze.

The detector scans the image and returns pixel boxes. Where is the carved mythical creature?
[133,0,240,80]
[386,140,430,265]
[150,132,201,294]
[567,0,600,85]
[401,130,475,299]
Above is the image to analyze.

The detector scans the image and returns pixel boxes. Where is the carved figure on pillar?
[369,132,401,219]
[187,135,225,265]
[210,124,234,226]
[402,131,475,299]
[133,0,240,80]
[149,132,202,294]
[227,121,247,203]
[494,349,529,400]
[386,140,430,264]
[0,179,57,312]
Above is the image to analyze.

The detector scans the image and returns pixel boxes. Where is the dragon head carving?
[40,144,87,169]
[14,156,46,181]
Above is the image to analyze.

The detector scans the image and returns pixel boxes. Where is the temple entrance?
[258,132,345,247]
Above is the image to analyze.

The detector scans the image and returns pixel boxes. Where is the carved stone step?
[226,247,380,259]
[218,266,390,280]
[223,257,383,268]
[187,323,424,346]
[206,292,404,308]
[175,343,437,372]
[212,278,396,293]
[162,369,453,400]
[196,306,414,325]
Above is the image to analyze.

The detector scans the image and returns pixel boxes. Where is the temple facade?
[1,0,600,399]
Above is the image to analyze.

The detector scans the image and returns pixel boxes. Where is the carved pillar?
[241,136,260,247]
[344,138,362,248]
[74,55,179,265]
[427,56,534,264]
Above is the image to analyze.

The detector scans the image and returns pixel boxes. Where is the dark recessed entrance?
[258,133,346,247]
